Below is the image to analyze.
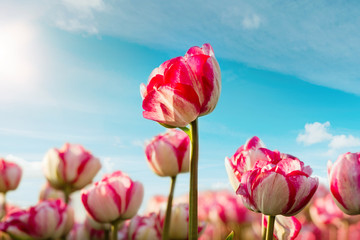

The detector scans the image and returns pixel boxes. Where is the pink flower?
[140,43,221,127]
[43,143,101,192]
[39,182,65,201]
[158,203,205,239]
[81,171,144,223]
[328,152,360,215]
[0,199,74,239]
[0,158,22,193]
[263,215,302,240]
[145,129,190,177]
[225,136,266,191]
[227,136,318,216]
[128,213,161,240]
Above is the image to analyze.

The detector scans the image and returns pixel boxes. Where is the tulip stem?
[104,228,110,240]
[162,176,177,240]
[0,193,6,220]
[111,222,119,240]
[189,119,199,240]
[261,215,266,240]
[265,215,275,240]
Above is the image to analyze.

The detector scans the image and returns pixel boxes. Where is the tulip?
[43,143,101,201]
[145,129,190,177]
[0,199,74,239]
[328,152,360,215]
[82,171,144,240]
[39,182,65,201]
[0,158,22,193]
[263,215,301,240]
[140,43,221,128]
[128,213,161,240]
[224,136,266,191]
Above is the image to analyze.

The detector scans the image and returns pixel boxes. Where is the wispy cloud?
[33,0,360,94]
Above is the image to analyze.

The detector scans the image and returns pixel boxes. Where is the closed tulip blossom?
[43,143,101,196]
[328,152,360,215]
[226,137,319,216]
[82,171,144,224]
[140,43,221,128]
[128,213,161,240]
[0,158,22,193]
[145,129,190,177]
[0,199,74,239]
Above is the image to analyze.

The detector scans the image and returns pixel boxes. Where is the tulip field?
[0,42,359,240]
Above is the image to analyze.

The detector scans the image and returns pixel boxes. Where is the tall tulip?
[328,152,360,215]
[141,43,221,239]
[0,199,74,239]
[81,171,144,240]
[43,143,101,202]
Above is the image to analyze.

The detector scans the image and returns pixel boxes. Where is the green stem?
[111,222,119,240]
[162,176,177,240]
[265,215,275,240]
[261,215,266,240]
[1,193,6,220]
[189,119,199,240]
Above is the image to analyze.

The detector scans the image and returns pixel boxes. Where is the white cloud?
[329,135,360,149]
[242,14,261,29]
[297,121,360,151]
[5,155,43,180]
[296,121,332,145]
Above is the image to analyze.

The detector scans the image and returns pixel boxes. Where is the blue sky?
[1,0,360,215]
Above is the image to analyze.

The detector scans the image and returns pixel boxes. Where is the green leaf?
[225,231,234,240]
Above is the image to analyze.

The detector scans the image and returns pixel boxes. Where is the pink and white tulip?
[0,158,22,193]
[145,129,190,177]
[140,43,221,127]
[263,215,301,240]
[226,136,319,216]
[0,199,74,239]
[128,213,161,240]
[43,143,101,192]
[81,171,144,223]
[225,136,266,191]
[328,152,360,215]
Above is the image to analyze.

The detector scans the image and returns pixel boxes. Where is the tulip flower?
[328,152,360,215]
[128,213,161,240]
[263,215,301,240]
[43,143,101,202]
[0,158,22,193]
[39,182,65,201]
[140,43,221,128]
[0,199,74,239]
[226,136,318,240]
[145,129,190,177]
[82,171,144,240]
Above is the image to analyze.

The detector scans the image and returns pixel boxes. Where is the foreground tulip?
[0,199,74,239]
[140,43,221,128]
[43,143,101,202]
[226,136,318,240]
[82,171,144,240]
[145,129,190,177]
[328,152,360,215]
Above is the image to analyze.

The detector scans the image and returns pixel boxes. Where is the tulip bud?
[0,158,22,193]
[43,143,101,192]
[141,43,221,127]
[145,129,190,177]
[328,152,360,215]
[128,213,161,240]
[81,171,144,223]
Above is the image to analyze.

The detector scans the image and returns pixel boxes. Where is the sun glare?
[0,22,39,88]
